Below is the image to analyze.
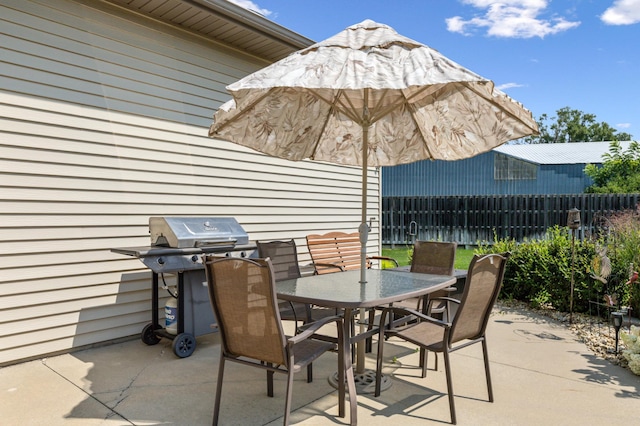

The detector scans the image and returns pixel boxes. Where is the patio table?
[276,269,456,425]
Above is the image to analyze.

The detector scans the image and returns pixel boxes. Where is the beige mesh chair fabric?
[411,240,457,275]
[257,239,303,281]
[399,241,458,310]
[375,253,510,425]
[257,239,312,324]
[400,241,458,372]
[411,241,458,317]
[203,256,342,426]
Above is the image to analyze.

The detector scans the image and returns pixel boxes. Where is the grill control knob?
[190,255,198,263]
[157,257,165,265]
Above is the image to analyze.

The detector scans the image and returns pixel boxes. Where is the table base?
[328,369,392,394]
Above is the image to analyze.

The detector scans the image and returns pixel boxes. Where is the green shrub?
[476,226,595,312]
[475,205,640,315]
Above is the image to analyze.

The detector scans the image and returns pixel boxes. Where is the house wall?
[382,152,594,196]
[0,0,380,365]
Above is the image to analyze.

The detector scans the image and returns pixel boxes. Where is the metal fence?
[382,193,640,247]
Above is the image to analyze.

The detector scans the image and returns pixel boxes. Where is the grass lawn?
[382,246,475,270]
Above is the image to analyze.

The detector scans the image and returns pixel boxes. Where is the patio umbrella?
[209,19,538,285]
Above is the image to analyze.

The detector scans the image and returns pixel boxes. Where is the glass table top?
[276,269,456,309]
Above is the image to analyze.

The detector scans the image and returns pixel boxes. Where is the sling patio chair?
[203,256,346,426]
[387,241,458,373]
[257,238,339,380]
[374,253,510,425]
[257,239,313,326]
[398,240,458,316]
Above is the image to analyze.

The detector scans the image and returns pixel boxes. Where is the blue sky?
[229,0,640,140]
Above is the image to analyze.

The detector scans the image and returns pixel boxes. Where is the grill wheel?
[172,332,196,358]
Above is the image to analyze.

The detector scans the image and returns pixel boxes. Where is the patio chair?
[257,239,313,326]
[203,256,344,426]
[374,253,510,425]
[388,241,457,372]
[258,239,338,380]
[413,240,459,323]
[306,231,399,353]
[403,240,458,316]
[306,231,398,274]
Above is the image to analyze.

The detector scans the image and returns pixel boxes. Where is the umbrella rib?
[368,85,439,124]
[459,82,540,135]
[209,90,272,135]
[367,89,390,123]
[307,89,342,159]
[307,88,362,123]
[405,100,435,160]
[336,92,368,124]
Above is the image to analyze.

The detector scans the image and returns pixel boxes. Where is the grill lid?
[149,217,249,248]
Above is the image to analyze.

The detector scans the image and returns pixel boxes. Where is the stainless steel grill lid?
[149,217,249,248]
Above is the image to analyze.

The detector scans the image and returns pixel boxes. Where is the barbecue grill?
[112,217,255,357]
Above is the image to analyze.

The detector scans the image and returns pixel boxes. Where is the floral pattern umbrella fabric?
[209,19,538,282]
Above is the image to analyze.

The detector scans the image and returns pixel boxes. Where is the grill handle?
[195,239,237,248]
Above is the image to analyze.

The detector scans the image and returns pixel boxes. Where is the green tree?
[585,141,640,193]
[521,107,633,144]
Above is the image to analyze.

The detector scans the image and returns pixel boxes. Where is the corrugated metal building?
[382,141,631,196]
[0,0,382,365]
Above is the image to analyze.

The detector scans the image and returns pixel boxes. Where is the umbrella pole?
[357,112,369,375]
[359,126,368,285]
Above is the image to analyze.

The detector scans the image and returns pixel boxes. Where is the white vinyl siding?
[0,0,381,365]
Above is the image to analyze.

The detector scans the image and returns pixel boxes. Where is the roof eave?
[187,0,313,51]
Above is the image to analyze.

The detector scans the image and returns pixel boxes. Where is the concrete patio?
[2,304,638,425]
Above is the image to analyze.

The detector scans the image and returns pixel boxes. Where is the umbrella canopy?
[209,19,538,282]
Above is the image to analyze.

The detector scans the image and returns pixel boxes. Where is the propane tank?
[165,297,178,335]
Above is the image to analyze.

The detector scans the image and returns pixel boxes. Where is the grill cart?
[112,217,255,357]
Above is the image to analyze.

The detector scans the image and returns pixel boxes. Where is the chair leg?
[213,355,225,426]
[420,348,428,378]
[350,315,356,363]
[374,312,387,397]
[267,364,274,397]
[482,338,494,402]
[443,349,456,425]
[366,309,375,353]
[284,370,294,426]
[307,364,313,383]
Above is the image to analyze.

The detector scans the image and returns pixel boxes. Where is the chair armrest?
[368,256,399,268]
[380,306,450,329]
[313,262,346,272]
[428,296,461,305]
[288,315,343,344]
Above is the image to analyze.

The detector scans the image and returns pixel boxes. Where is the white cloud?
[226,0,273,17]
[601,0,640,25]
[496,82,524,90]
[446,0,580,38]
[617,122,632,128]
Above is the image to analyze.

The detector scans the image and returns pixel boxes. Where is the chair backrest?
[410,241,457,275]
[306,231,365,274]
[203,256,287,366]
[256,239,302,281]
[449,253,509,344]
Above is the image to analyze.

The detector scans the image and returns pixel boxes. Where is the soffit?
[105,0,313,62]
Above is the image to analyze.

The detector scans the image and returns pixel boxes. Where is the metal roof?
[494,141,633,165]
[105,0,314,62]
